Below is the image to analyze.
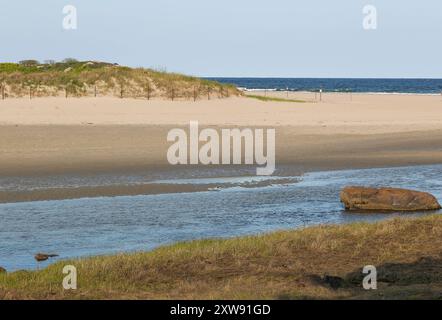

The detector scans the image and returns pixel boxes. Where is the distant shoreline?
[208,77,442,95]
[242,89,442,96]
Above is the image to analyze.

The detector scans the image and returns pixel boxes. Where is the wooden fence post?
[193,86,198,102]
[146,83,151,100]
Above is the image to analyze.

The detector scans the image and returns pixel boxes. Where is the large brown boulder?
[340,186,441,212]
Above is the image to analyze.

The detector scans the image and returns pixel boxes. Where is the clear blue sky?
[1,0,441,78]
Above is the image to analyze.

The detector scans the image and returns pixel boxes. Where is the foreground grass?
[1,215,442,300]
[246,94,306,103]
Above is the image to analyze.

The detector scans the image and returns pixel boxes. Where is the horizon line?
[201,76,442,80]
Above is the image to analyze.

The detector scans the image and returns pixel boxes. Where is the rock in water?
[34,253,59,262]
[340,187,441,212]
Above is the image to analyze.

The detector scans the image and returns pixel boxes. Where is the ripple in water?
[0,164,441,271]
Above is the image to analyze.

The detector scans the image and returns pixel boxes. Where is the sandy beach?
[1,93,442,202]
[1,93,442,132]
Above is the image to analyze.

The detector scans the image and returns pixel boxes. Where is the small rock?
[308,274,346,290]
[34,253,59,262]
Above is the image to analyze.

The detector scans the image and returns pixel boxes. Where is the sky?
[1,0,441,78]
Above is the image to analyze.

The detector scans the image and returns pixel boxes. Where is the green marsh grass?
[246,94,306,103]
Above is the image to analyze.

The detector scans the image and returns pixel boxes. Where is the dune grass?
[1,214,442,300]
[0,60,240,99]
[246,94,306,103]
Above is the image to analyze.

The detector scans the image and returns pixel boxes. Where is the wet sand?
[1,125,442,203]
[2,124,442,175]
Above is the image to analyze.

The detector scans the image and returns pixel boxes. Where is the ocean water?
[208,78,442,94]
[0,164,441,271]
